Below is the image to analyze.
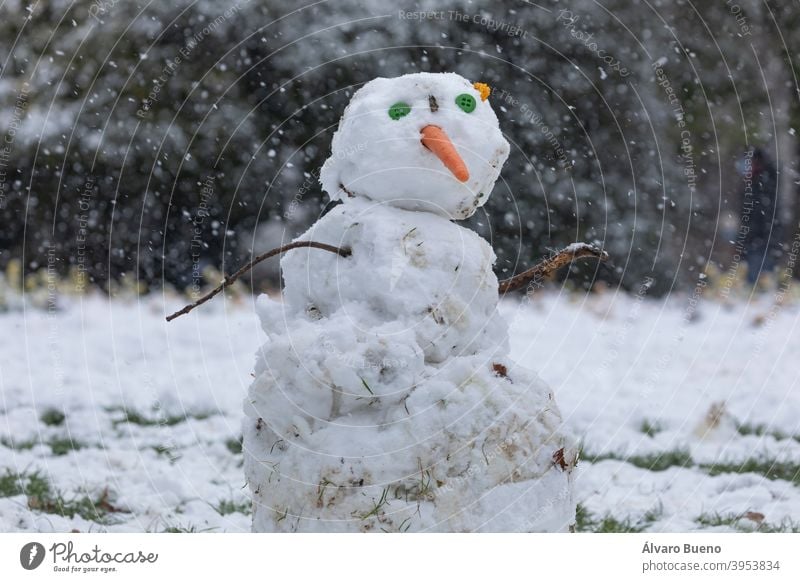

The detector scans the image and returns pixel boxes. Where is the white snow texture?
[243,72,576,532]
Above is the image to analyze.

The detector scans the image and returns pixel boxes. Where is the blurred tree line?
[0,0,797,296]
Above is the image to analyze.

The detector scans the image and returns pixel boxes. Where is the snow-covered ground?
[1,288,798,532]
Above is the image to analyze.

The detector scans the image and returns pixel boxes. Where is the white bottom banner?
[1,533,797,581]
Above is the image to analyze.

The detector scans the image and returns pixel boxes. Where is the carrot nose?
[420,125,469,182]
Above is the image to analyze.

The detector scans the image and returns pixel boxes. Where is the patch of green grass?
[696,511,800,533]
[0,470,50,498]
[585,445,800,486]
[758,519,800,533]
[584,447,799,485]
[1,470,128,524]
[592,515,647,533]
[41,408,66,426]
[583,449,694,472]
[226,436,243,455]
[2,434,93,456]
[575,503,662,533]
[701,458,800,485]
[110,407,214,428]
[48,437,84,456]
[0,436,37,450]
[159,523,218,533]
[642,503,664,525]
[2,435,85,455]
[627,450,694,471]
[640,419,663,437]
[28,485,127,525]
[696,511,740,528]
[574,503,594,531]
[736,423,800,443]
[359,487,389,520]
[214,498,251,516]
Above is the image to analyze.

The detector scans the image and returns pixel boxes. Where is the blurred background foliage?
[0,0,797,296]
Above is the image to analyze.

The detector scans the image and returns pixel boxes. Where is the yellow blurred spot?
[473,82,491,101]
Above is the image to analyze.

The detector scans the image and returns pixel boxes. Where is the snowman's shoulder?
[293,201,424,242]
[373,205,491,245]
[291,203,351,243]
[289,201,496,272]
[406,212,496,266]
[290,199,395,240]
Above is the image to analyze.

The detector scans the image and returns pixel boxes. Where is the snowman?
[243,72,577,532]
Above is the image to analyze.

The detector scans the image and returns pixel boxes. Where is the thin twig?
[498,243,608,294]
[166,241,351,322]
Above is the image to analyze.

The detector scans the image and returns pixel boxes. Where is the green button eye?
[388,102,411,120]
[455,93,476,113]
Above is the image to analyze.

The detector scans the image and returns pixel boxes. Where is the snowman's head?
[320,72,510,220]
